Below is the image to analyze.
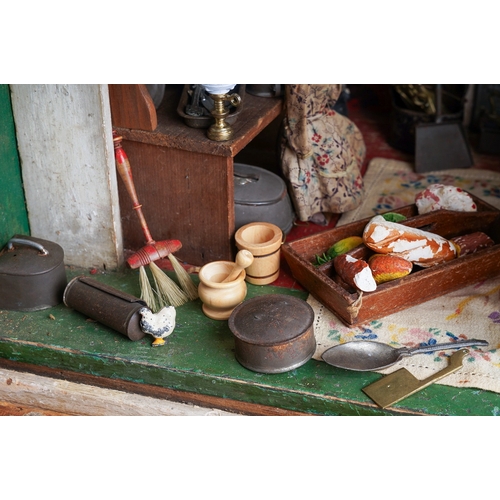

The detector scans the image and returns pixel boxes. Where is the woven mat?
[309,158,500,393]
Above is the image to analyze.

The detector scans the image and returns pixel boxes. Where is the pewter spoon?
[321,339,489,371]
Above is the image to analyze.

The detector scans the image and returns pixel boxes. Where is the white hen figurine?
[139,306,176,347]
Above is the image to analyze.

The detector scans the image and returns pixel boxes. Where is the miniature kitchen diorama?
[1,84,499,415]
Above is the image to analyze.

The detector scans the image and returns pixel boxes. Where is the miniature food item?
[415,184,477,214]
[381,212,407,223]
[334,253,377,292]
[450,232,495,256]
[314,236,364,265]
[363,215,457,267]
[368,254,413,284]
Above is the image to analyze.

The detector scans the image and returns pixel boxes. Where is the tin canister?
[0,235,67,311]
[63,276,147,341]
[228,294,316,374]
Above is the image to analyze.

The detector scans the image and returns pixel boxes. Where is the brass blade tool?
[362,349,468,409]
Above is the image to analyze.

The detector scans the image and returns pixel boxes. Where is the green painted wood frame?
[0,84,29,247]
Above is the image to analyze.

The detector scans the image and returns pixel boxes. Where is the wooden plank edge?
[0,358,310,416]
[0,366,240,416]
[0,399,68,416]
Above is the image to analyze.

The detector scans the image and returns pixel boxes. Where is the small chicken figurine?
[139,306,176,347]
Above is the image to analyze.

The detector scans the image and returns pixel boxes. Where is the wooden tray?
[282,194,500,326]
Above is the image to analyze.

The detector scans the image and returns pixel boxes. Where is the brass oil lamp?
[202,84,241,141]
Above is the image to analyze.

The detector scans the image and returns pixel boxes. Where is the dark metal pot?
[234,163,295,235]
[228,294,315,374]
[0,235,67,311]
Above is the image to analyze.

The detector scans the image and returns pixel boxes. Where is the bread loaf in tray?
[362,215,457,267]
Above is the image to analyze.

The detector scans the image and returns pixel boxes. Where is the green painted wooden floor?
[1,267,499,416]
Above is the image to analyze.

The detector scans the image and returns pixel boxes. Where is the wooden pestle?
[222,250,254,283]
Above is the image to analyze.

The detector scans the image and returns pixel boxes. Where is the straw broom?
[139,262,190,312]
[132,243,189,311]
[167,254,199,301]
[113,132,197,310]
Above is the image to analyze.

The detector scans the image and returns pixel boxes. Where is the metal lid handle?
[7,237,49,255]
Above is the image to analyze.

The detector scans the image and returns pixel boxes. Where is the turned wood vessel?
[235,222,283,285]
[198,260,247,320]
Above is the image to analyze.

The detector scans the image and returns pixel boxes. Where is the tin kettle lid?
[234,163,287,206]
[229,294,314,346]
[0,235,65,276]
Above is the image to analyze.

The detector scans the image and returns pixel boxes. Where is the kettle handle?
[7,237,49,255]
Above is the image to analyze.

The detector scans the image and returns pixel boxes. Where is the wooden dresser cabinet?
[110,84,283,266]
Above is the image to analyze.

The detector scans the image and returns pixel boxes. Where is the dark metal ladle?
[321,339,489,372]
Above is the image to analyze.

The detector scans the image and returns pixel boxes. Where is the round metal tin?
[228,294,316,374]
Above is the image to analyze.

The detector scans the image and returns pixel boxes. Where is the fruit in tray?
[282,188,500,326]
[323,199,496,293]
[313,236,364,265]
[368,254,413,284]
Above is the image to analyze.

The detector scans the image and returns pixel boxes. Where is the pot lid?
[0,235,65,276]
[228,294,314,346]
[234,163,287,206]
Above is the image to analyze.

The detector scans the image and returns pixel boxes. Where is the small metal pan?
[228,294,315,374]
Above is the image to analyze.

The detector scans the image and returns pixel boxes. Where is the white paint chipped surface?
[10,84,123,270]
[415,183,477,214]
[353,265,377,292]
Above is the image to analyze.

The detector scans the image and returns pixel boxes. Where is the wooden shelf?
[115,85,283,156]
[113,85,284,266]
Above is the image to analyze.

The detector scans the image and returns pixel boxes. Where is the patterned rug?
[309,158,500,393]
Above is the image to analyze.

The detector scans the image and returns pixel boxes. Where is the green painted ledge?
[0,268,498,416]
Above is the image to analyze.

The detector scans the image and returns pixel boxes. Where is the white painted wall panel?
[10,84,123,269]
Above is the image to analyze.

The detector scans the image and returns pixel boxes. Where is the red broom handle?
[113,132,155,245]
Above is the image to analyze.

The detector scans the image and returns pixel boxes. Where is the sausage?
[450,232,495,256]
[333,253,377,292]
